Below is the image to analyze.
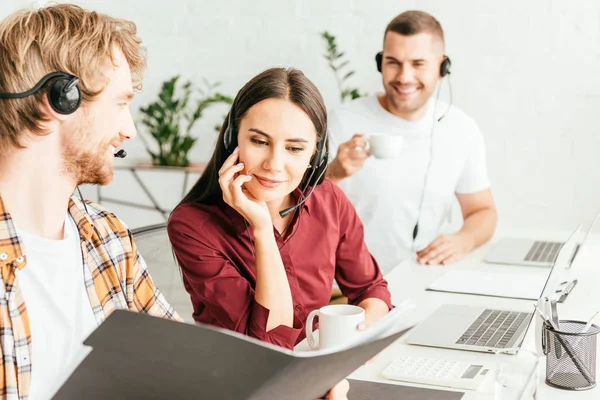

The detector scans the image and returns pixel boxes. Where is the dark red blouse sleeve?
[331,183,393,309]
[167,206,302,349]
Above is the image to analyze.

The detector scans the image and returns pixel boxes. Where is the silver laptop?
[406,227,580,354]
[485,210,600,267]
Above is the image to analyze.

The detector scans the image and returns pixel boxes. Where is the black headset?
[223,103,329,188]
[375,52,451,78]
[223,101,329,218]
[0,72,82,115]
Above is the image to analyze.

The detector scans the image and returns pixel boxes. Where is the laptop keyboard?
[524,241,562,263]
[455,309,530,349]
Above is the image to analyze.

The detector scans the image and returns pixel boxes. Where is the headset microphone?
[279,165,328,218]
[224,100,328,219]
[113,149,127,158]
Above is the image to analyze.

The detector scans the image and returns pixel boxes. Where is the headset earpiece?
[48,75,81,115]
[223,109,235,153]
[440,56,452,78]
[0,72,81,115]
[375,52,383,73]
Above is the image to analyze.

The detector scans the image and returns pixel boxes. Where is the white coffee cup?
[362,134,403,159]
[305,304,365,350]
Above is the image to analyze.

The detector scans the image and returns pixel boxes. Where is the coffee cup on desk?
[305,304,365,350]
[359,134,403,159]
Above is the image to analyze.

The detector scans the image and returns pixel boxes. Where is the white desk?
[347,233,600,399]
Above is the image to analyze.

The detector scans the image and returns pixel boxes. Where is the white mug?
[362,134,403,159]
[305,304,365,350]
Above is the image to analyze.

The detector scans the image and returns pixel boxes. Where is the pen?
[582,310,600,333]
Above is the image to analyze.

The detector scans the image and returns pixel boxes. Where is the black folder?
[51,310,414,400]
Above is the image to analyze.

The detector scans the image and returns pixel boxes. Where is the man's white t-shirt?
[328,95,490,273]
[16,214,97,400]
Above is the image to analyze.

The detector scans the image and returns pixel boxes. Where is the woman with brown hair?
[168,67,392,351]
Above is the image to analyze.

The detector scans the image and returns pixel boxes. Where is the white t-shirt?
[16,214,97,400]
[328,95,490,273]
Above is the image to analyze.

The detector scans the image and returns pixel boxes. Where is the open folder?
[426,269,548,300]
[51,309,413,400]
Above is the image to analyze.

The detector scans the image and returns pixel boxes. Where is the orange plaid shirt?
[0,195,180,399]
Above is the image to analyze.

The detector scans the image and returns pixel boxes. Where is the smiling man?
[0,4,179,398]
[327,11,497,272]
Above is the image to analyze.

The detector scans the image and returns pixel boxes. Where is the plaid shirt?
[0,195,180,399]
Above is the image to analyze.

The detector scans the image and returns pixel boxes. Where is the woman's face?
[236,98,318,205]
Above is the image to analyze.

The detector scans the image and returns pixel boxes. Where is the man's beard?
[63,148,114,186]
[62,136,114,186]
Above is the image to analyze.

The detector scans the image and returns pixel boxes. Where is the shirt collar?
[68,196,95,242]
[0,195,26,269]
[0,194,95,269]
[221,186,312,236]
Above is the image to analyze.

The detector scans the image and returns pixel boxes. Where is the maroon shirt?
[168,179,392,349]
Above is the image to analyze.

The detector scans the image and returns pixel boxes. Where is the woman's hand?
[218,147,271,230]
[324,379,349,400]
[357,298,390,330]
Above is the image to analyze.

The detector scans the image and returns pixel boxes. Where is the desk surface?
[346,233,600,400]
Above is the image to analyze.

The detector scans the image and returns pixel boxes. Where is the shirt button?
[16,256,24,263]
[0,253,7,261]
[285,267,291,274]
[294,304,301,311]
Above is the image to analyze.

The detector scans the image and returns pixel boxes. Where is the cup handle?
[353,134,370,153]
[306,310,320,350]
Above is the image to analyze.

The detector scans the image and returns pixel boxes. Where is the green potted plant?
[139,76,232,167]
[321,31,366,102]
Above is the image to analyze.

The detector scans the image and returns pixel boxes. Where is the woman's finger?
[325,379,350,400]
[219,163,245,204]
[218,163,245,187]
[218,147,240,176]
[229,174,253,207]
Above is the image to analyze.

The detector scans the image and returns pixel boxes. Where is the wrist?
[252,225,274,239]
[326,159,346,183]
[456,231,476,253]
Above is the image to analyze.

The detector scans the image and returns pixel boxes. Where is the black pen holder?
[542,320,599,390]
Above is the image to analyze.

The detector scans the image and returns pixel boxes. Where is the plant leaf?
[343,71,355,80]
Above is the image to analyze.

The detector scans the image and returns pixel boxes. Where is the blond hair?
[0,3,146,154]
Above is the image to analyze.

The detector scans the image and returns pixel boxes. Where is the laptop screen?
[571,209,600,267]
[539,225,581,300]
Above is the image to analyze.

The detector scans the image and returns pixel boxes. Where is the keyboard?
[455,309,530,348]
[524,241,561,263]
[382,355,493,391]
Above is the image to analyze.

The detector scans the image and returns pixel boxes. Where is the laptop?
[406,226,580,354]
[485,210,600,267]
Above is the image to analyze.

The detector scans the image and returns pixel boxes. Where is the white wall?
[3,0,600,233]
